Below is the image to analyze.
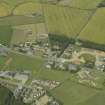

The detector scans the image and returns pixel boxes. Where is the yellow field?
[13,2,42,15]
[43,4,93,38]
[79,8,105,45]
[0,2,11,17]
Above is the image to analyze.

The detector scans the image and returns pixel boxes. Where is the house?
[67,63,79,72]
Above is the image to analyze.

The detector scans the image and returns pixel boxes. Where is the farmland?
[59,0,102,9]
[0,2,11,17]
[13,2,42,15]
[78,8,105,45]
[0,15,44,46]
[50,79,102,105]
[0,1,97,45]
[0,26,12,46]
[44,4,93,38]
[0,1,105,105]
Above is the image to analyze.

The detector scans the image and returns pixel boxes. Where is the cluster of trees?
[0,86,29,105]
[79,53,96,68]
[97,0,105,7]
[78,40,105,51]
[49,33,75,55]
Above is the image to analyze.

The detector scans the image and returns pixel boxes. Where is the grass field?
[0,26,12,46]
[0,52,44,72]
[44,4,93,38]
[50,79,99,105]
[0,15,44,46]
[78,90,105,105]
[59,0,102,9]
[50,79,105,105]
[78,8,105,45]
[34,69,71,81]
[0,2,11,17]
[13,2,42,15]
[0,15,44,26]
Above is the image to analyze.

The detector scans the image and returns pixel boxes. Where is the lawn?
[78,8,105,45]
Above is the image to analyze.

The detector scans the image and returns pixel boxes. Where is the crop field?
[0,15,44,26]
[0,1,97,42]
[13,2,42,15]
[43,4,93,38]
[0,2,11,17]
[78,8,105,45]
[59,0,102,9]
[0,26,12,46]
[11,23,47,45]
[0,15,44,46]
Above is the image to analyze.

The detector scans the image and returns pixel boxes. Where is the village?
[0,0,105,105]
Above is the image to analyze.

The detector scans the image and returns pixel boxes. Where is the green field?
[0,15,44,26]
[44,4,93,38]
[13,2,42,15]
[78,8,105,45]
[59,0,102,9]
[78,90,105,105]
[50,79,101,105]
[0,52,44,71]
[0,2,11,17]
[0,15,44,46]
[0,86,29,105]
[0,1,96,44]
[0,26,12,46]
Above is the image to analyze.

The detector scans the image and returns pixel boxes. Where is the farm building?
[78,7,105,51]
